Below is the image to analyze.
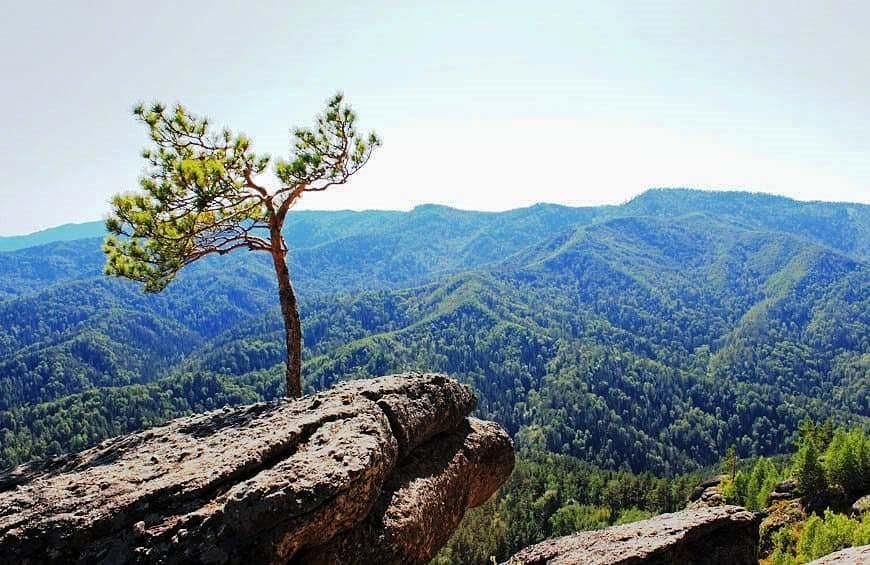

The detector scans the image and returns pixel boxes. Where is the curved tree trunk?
[270,245,303,398]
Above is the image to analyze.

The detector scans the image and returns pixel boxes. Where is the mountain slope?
[0,189,867,473]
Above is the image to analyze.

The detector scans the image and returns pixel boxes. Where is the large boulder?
[686,475,727,509]
[504,505,760,565]
[0,373,514,564]
[767,479,800,503]
[808,545,870,564]
[852,494,870,516]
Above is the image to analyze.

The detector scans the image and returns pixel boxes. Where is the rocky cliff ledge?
[504,505,760,565]
[0,373,514,564]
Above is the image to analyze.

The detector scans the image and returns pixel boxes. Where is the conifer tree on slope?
[104,93,380,398]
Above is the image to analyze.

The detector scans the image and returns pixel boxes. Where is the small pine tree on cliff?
[104,93,380,398]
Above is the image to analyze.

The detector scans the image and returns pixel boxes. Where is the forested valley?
[0,189,868,559]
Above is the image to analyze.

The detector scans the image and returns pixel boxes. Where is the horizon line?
[2,186,868,239]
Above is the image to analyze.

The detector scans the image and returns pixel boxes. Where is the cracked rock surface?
[504,505,760,565]
[0,373,514,564]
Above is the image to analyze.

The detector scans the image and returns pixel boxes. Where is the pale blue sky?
[1,0,867,234]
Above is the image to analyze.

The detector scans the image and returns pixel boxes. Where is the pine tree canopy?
[104,93,380,292]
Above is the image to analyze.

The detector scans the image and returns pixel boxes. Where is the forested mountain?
[624,189,870,258]
[0,221,105,253]
[434,423,870,564]
[0,189,868,474]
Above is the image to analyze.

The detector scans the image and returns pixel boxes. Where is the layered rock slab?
[505,505,760,565]
[0,373,513,564]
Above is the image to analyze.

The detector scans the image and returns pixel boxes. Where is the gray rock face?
[808,545,870,564]
[767,479,800,504]
[774,478,799,495]
[0,373,514,564]
[852,494,870,515]
[295,418,515,564]
[504,505,760,565]
[686,475,726,509]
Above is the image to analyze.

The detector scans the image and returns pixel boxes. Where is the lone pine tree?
[104,93,380,398]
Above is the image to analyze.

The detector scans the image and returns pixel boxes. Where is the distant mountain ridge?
[624,189,870,258]
[2,188,867,256]
[0,221,105,252]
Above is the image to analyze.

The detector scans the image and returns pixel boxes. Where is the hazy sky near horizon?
[1,0,868,235]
